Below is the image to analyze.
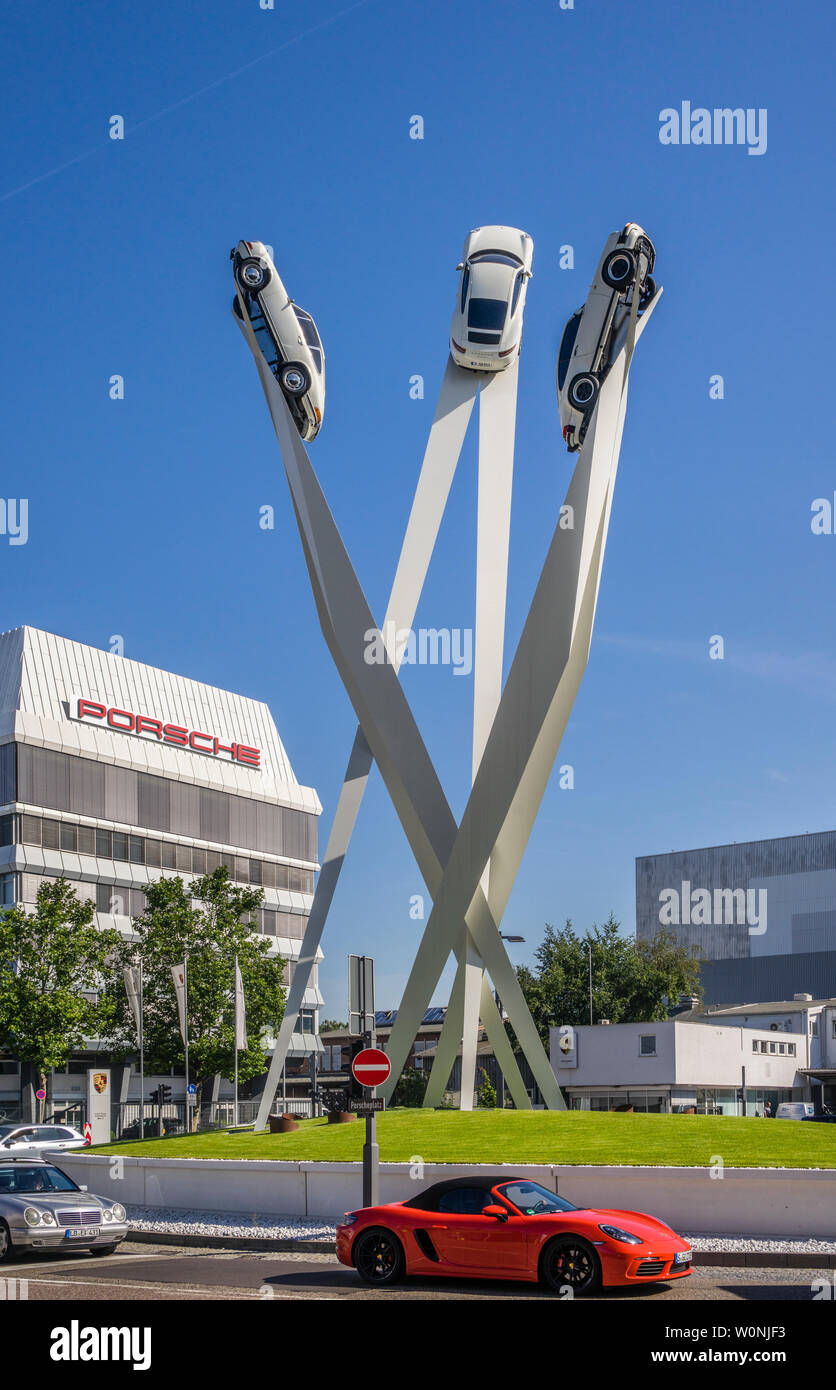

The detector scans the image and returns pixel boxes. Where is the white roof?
[0,626,320,814]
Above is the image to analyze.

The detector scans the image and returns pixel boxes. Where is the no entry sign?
[351,1048,391,1088]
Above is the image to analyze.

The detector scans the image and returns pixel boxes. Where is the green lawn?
[86,1109,836,1168]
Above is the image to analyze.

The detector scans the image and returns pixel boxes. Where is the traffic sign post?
[347,956,385,1207]
[351,1040,389,1208]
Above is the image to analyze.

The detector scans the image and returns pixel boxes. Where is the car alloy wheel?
[236,258,271,293]
[568,373,599,412]
[279,361,311,398]
[353,1227,405,1285]
[602,248,636,290]
[0,1220,12,1263]
[541,1236,601,1294]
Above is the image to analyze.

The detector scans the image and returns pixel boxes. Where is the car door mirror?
[456,262,464,271]
[483,1205,509,1221]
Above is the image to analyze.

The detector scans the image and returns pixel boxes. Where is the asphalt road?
[1,1242,830,1301]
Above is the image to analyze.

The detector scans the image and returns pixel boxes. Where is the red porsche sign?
[350,1048,391,1088]
[73,698,261,768]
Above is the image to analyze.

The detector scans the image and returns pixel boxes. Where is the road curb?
[126,1230,836,1268]
[127,1228,333,1254]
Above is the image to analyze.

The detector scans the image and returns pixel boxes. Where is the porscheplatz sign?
[234,238,662,1117]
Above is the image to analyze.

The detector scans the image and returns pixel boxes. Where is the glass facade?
[4,742,316,862]
[8,813,313,893]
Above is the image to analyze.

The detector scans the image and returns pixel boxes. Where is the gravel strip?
[684,1233,836,1255]
[126,1205,335,1242]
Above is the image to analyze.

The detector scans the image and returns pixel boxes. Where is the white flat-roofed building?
[0,626,323,1118]
[550,1018,814,1116]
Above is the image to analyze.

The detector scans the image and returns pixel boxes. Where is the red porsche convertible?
[336,1175,692,1294]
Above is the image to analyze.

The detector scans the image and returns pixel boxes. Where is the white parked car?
[556,223,657,452]
[231,240,325,441]
[450,226,533,372]
[774,1102,815,1120]
[0,1124,87,1158]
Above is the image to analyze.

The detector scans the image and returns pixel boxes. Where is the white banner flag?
[123,966,141,1039]
[234,957,248,1051]
[171,963,187,1045]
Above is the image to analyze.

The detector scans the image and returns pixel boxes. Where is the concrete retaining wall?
[56,1154,836,1238]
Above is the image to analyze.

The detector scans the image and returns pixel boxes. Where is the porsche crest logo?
[93,1073,108,1094]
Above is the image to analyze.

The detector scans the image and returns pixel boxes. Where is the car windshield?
[467,298,508,331]
[0,1127,19,1140]
[497,1181,578,1216]
[470,252,523,268]
[0,1164,79,1194]
[557,312,582,390]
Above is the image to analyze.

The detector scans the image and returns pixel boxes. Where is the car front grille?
[57,1209,102,1226]
[636,1259,666,1276]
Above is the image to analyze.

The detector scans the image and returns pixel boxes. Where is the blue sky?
[2,0,835,1016]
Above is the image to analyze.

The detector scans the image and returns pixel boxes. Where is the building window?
[639,1035,656,1057]
[788,1043,796,1056]
[299,1010,316,1034]
[811,1017,819,1036]
[0,814,13,847]
[0,872,15,906]
[752,1039,759,1053]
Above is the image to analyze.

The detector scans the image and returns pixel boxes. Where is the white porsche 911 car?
[556,223,657,452]
[231,240,325,441]
[450,225,534,372]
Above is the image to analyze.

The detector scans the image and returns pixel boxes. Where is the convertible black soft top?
[400,1175,522,1211]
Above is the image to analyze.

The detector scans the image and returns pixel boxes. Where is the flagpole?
[234,953,239,1129]
[184,952,190,1133]
[139,961,145,1141]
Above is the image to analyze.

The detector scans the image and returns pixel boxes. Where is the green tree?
[516,916,701,1047]
[476,1068,497,1109]
[391,1066,429,1107]
[0,878,122,1120]
[319,1019,348,1033]
[105,868,286,1124]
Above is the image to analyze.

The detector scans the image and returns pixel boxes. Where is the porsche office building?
[0,626,322,1121]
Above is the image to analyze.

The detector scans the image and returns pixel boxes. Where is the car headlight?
[103,1209,113,1223]
[598,1223,643,1245]
[39,1211,55,1225]
[23,1207,42,1226]
[110,1203,126,1224]
[339,1213,358,1227]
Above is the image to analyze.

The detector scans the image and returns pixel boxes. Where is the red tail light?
[498,344,517,357]
[562,426,570,439]
[451,339,466,353]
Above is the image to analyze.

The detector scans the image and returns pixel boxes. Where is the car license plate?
[674,1251,691,1264]
[66,1227,99,1239]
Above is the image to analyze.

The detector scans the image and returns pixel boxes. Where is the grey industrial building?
[636,830,836,1005]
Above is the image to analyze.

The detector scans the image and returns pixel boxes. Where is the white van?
[775,1101,815,1120]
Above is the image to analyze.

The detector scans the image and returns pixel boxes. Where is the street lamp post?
[587,940,593,1026]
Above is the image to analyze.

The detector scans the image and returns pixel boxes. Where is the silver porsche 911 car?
[231,239,325,441]
[0,1158,127,1261]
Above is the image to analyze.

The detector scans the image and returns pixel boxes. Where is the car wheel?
[602,248,636,291]
[92,1245,119,1257]
[279,361,311,398]
[352,1227,405,1286]
[540,1235,601,1295]
[235,258,271,294]
[0,1220,14,1263]
[567,373,599,413]
[639,274,658,310]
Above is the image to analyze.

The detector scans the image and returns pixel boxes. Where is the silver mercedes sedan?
[0,1158,127,1260]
